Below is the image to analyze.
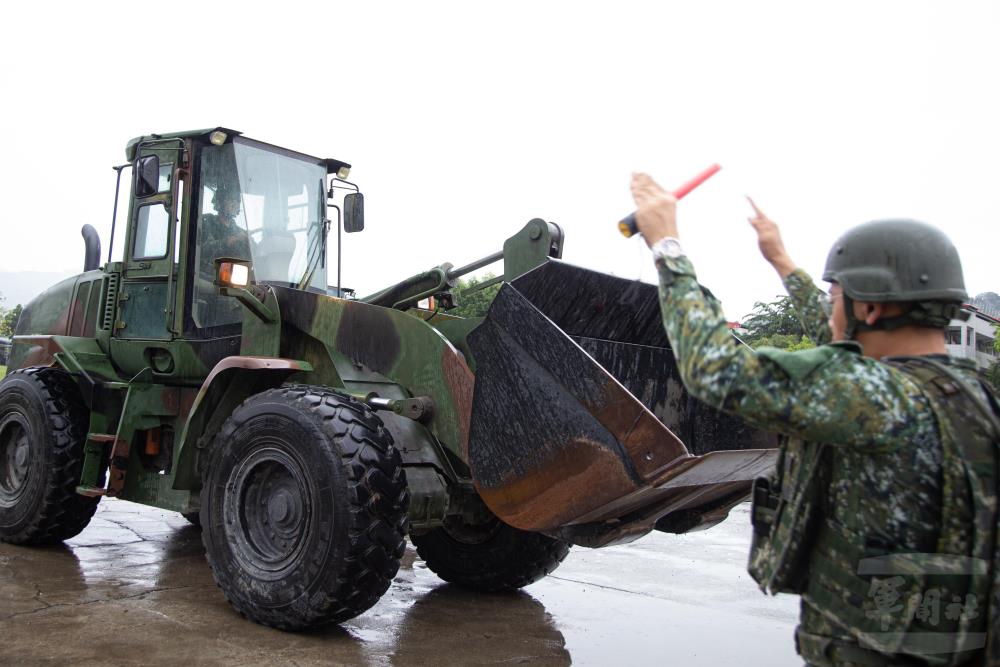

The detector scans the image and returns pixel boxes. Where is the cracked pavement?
[0,500,799,666]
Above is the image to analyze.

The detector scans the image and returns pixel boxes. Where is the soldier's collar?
[882,353,976,370]
[828,340,863,355]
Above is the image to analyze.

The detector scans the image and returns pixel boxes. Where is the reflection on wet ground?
[0,501,799,666]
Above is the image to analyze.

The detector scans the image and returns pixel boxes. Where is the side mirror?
[136,155,160,198]
[344,192,365,233]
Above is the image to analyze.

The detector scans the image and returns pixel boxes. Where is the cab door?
[110,140,186,375]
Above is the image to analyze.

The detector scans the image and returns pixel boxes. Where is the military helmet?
[823,219,968,334]
[212,180,241,210]
[822,219,967,304]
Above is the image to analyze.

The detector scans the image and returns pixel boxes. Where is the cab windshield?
[193,138,327,329]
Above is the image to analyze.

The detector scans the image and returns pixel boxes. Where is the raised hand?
[630,172,678,248]
[746,196,797,279]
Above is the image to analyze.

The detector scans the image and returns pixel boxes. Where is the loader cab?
[189,133,331,333]
[110,128,351,381]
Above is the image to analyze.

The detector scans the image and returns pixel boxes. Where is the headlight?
[218,261,250,287]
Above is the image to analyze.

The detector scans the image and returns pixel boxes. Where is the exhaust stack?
[81,225,101,272]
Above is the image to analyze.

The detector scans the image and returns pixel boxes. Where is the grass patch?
[0,365,6,379]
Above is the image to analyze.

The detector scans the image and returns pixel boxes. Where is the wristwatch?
[651,236,685,260]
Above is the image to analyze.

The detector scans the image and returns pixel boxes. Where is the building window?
[968,328,975,346]
[945,327,962,345]
[976,334,995,355]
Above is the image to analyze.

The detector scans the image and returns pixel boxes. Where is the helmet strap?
[842,294,860,340]
[843,295,952,338]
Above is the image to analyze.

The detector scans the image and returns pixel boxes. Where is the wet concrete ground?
[0,500,800,666]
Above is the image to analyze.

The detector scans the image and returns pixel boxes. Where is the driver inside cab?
[199,183,251,276]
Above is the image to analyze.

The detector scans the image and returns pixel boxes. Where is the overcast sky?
[1,0,996,321]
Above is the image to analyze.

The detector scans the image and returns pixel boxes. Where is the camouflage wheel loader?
[0,128,777,629]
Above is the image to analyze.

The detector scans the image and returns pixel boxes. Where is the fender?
[10,334,122,408]
[172,356,313,490]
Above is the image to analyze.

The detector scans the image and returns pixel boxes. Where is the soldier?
[193,182,253,327]
[199,182,251,275]
[629,172,999,667]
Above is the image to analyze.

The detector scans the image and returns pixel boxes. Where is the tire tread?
[412,518,570,592]
[201,385,408,629]
[0,367,99,545]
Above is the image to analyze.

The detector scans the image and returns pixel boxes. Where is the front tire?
[411,511,570,591]
[200,386,409,630]
[0,368,100,544]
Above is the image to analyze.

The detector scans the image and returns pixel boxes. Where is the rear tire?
[411,512,570,591]
[200,386,409,630]
[0,368,100,544]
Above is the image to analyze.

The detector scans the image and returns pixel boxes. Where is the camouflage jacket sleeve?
[656,255,930,451]
[783,268,832,345]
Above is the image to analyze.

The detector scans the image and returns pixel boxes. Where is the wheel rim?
[0,412,31,506]
[225,446,312,575]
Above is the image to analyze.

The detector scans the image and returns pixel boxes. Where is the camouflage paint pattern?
[5,127,785,547]
[8,276,78,370]
[271,286,476,462]
[655,254,995,665]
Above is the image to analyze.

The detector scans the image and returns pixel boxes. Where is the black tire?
[411,512,570,591]
[200,386,409,630]
[0,367,100,544]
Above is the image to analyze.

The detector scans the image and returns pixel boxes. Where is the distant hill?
[972,292,1000,319]
[0,271,76,308]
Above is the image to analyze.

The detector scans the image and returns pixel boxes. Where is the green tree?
[451,273,501,318]
[740,296,810,349]
[748,333,816,351]
[0,304,22,338]
[786,334,817,351]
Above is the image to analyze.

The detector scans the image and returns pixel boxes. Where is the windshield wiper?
[296,219,329,290]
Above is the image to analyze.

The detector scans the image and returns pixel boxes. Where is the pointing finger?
[745,196,766,219]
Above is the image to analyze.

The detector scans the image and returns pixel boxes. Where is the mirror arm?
[328,178,344,298]
[327,176,361,295]
[330,177,359,192]
[337,210,342,297]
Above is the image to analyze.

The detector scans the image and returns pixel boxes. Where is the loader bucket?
[466,260,778,546]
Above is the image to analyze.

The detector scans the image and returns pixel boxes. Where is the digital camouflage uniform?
[655,254,997,667]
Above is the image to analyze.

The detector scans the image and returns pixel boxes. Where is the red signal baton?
[619,163,722,238]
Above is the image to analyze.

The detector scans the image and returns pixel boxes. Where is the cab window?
[133,203,170,259]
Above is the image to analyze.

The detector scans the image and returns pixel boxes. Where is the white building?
[945,305,998,371]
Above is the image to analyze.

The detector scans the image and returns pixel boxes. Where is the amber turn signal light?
[218,261,250,287]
